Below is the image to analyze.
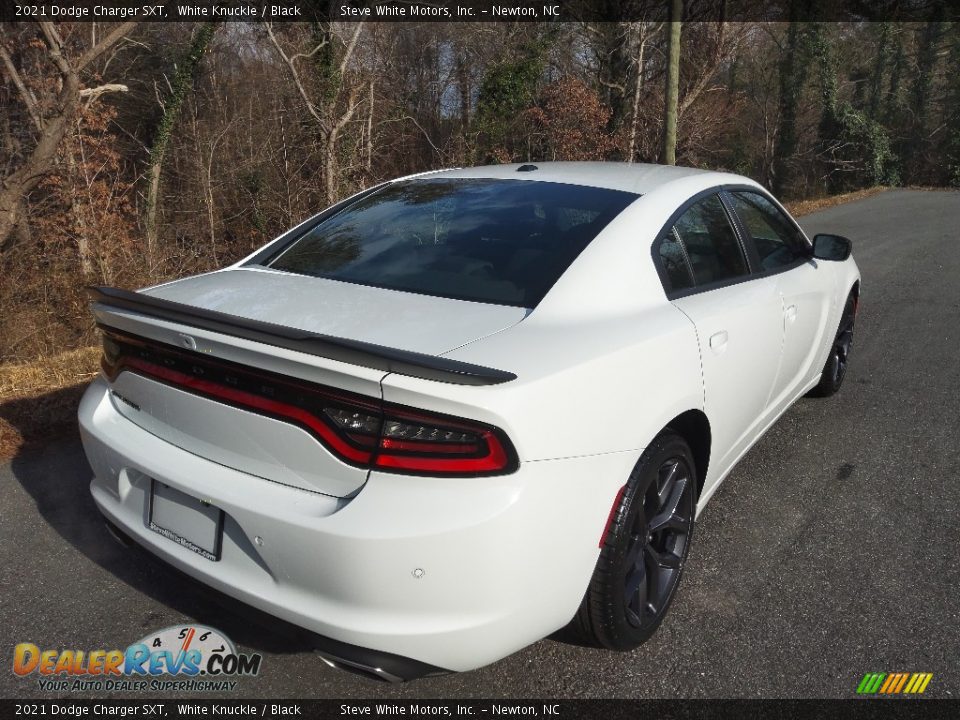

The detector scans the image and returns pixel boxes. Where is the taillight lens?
[100,330,517,477]
[373,406,513,475]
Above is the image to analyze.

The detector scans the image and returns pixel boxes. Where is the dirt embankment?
[0,347,100,457]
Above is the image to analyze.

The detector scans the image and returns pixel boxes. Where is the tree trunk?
[598,23,633,135]
[266,22,363,207]
[812,24,836,184]
[144,22,216,276]
[773,19,813,197]
[324,131,338,205]
[458,54,471,130]
[66,117,94,278]
[366,81,374,173]
[0,20,138,252]
[884,27,906,125]
[945,23,960,185]
[906,17,945,183]
[0,74,79,249]
[627,24,648,163]
[662,0,682,165]
[868,23,891,121]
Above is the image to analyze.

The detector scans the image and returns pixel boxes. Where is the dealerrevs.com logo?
[12,625,262,692]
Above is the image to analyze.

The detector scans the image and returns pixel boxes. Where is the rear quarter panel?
[380,304,704,466]
[379,305,704,610]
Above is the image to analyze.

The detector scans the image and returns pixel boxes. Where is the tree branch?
[338,23,363,77]
[77,21,139,72]
[265,22,327,130]
[79,83,129,102]
[0,43,43,131]
[289,38,329,64]
[333,88,362,136]
[38,21,73,76]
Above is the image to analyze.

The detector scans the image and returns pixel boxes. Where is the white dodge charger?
[79,162,860,681]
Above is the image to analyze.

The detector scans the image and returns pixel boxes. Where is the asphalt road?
[2,189,958,699]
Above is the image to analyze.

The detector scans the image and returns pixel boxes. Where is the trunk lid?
[143,267,528,355]
[94,269,525,498]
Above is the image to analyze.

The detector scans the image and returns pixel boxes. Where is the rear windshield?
[265,178,638,307]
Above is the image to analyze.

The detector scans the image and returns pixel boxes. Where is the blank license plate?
[148,481,223,561]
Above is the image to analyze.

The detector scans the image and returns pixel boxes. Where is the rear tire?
[566,432,696,650]
[808,290,857,398]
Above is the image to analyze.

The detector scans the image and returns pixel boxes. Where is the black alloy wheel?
[566,431,697,650]
[809,291,857,397]
[623,455,694,631]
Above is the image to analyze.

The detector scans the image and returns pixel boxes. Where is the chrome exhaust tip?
[315,651,405,683]
[103,518,134,548]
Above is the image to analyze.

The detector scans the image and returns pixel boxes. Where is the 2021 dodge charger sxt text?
[79,162,860,681]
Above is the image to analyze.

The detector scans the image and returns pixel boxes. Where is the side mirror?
[812,233,852,262]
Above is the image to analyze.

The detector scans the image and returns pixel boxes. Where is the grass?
[0,345,100,397]
[0,346,100,458]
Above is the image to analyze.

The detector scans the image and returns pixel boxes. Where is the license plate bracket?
[148,480,223,561]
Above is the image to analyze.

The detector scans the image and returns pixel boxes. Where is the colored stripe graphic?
[857,673,886,694]
[893,673,909,693]
[857,672,932,694]
[910,673,929,694]
[879,674,897,693]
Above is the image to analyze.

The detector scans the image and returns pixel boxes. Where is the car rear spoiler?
[87,286,516,386]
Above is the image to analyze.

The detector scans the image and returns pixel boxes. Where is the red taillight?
[371,407,513,475]
[100,330,517,477]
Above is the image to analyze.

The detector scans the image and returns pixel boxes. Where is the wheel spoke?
[646,543,682,569]
[624,534,644,571]
[621,453,696,630]
[624,555,648,628]
[647,475,689,533]
[624,563,647,604]
[643,547,668,614]
[656,461,679,507]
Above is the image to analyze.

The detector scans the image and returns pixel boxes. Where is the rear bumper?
[99,517,445,683]
[79,377,639,672]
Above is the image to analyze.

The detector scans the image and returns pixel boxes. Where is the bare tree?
[663,0,682,165]
[0,21,138,250]
[144,22,217,275]
[265,22,365,204]
[626,22,656,162]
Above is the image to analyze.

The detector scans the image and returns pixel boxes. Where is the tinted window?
[658,229,695,291]
[671,195,749,286]
[727,191,809,270]
[268,178,638,307]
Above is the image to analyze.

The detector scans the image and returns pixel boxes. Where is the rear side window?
[726,191,809,271]
[670,195,749,287]
[658,229,695,291]
[267,178,638,307]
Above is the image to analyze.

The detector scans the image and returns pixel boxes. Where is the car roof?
[407,161,746,196]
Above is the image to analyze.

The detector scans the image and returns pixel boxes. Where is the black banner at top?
[1,0,958,23]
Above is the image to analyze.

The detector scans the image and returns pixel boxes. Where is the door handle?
[709,330,728,355]
[785,304,798,324]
